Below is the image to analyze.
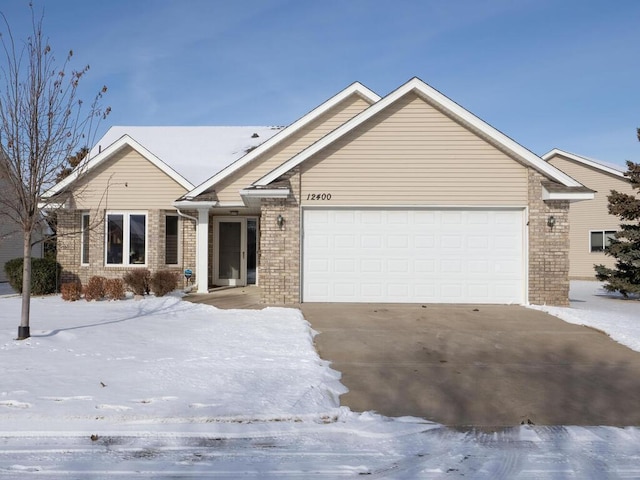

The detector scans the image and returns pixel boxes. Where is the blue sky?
[1,0,638,167]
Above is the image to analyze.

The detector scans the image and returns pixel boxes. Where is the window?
[165,214,179,264]
[106,212,147,265]
[590,230,616,252]
[81,213,90,265]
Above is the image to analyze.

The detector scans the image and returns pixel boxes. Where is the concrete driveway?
[301,303,640,427]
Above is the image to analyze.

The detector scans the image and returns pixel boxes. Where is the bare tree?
[0,6,109,339]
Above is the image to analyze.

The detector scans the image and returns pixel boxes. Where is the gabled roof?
[43,126,282,199]
[542,148,628,180]
[91,126,281,188]
[42,134,195,198]
[185,81,381,199]
[254,77,583,188]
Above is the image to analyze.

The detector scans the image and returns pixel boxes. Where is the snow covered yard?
[0,282,638,478]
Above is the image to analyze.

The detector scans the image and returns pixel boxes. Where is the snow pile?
[530,281,640,352]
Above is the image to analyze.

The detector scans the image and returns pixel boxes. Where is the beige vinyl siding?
[0,220,23,282]
[214,93,372,203]
[72,146,188,210]
[548,156,633,278]
[300,92,528,206]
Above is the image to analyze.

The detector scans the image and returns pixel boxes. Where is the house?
[43,126,281,288]
[0,217,44,283]
[43,77,594,306]
[0,174,45,283]
[543,149,634,279]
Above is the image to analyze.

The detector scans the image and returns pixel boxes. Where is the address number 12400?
[306,193,332,200]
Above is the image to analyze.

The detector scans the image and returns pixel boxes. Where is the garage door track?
[302,303,640,427]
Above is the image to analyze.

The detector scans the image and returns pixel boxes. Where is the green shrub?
[105,278,125,300]
[60,282,83,301]
[150,270,179,297]
[84,276,107,301]
[4,257,61,295]
[123,268,150,296]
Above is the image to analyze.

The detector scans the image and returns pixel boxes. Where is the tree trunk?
[18,231,32,340]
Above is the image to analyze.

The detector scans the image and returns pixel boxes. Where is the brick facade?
[527,169,571,306]
[57,209,196,289]
[259,170,301,304]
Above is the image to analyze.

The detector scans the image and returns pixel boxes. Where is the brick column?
[259,171,301,304]
[528,169,570,306]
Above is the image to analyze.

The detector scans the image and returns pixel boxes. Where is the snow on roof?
[90,126,283,187]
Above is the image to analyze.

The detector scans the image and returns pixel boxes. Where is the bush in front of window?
[150,270,179,297]
[4,257,61,295]
[61,282,83,301]
[105,278,125,301]
[123,268,151,296]
[84,276,107,301]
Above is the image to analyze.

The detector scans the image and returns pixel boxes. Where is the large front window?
[106,212,147,265]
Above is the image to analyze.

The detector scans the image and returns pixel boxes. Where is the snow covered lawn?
[531,280,640,352]
[0,282,638,478]
[0,294,346,428]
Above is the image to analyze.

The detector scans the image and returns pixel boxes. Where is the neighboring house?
[543,149,634,279]
[0,224,44,283]
[0,171,45,283]
[43,77,594,306]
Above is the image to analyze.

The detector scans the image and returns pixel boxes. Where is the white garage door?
[303,209,525,304]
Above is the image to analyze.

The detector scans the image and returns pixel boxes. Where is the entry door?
[214,218,247,286]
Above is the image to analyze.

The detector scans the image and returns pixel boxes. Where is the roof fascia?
[42,135,194,198]
[239,188,291,198]
[255,77,583,188]
[541,186,595,201]
[185,82,381,198]
[239,188,291,208]
[542,148,627,180]
[172,200,218,209]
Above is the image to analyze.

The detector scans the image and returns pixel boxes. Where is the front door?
[214,218,246,286]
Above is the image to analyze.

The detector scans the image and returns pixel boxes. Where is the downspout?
[176,208,198,292]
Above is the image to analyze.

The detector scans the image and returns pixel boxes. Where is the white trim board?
[185,82,381,199]
[43,135,194,198]
[255,77,584,188]
[543,148,628,180]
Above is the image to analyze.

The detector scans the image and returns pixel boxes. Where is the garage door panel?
[303,209,524,303]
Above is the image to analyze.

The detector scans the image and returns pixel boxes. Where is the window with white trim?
[590,230,616,252]
[106,212,147,265]
[165,214,179,265]
[81,213,90,265]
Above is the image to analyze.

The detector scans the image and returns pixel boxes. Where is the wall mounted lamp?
[547,215,556,228]
[277,214,284,228]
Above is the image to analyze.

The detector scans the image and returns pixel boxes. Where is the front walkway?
[183,285,265,309]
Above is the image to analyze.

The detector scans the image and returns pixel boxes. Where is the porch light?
[230,210,239,216]
[277,214,284,228]
[547,215,556,228]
